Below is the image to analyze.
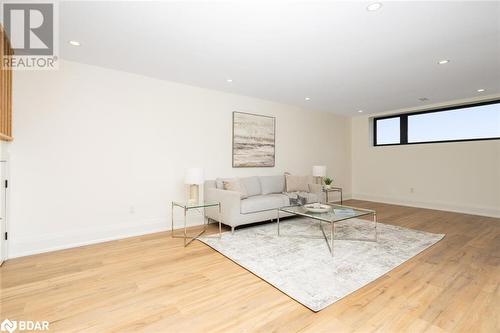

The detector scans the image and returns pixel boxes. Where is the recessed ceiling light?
[358,110,363,113]
[367,3,382,11]
[305,97,311,101]
[438,59,450,65]
[477,88,486,92]
[68,40,81,46]
[226,79,233,83]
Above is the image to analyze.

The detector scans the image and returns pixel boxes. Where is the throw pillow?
[285,175,309,192]
[308,183,323,193]
[223,179,248,199]
[215,177,232,189]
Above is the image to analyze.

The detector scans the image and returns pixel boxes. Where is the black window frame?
[373,99,500,146]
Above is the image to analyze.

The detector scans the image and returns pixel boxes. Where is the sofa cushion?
[240,194,290,214]
[240,176,262,197]
[285,175,310,192]
[259,175,285,195]
[223,179,248,199]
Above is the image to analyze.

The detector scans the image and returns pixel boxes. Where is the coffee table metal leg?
[374,212,378,242]
[319,220,333,256]
[277,209,280,236]
[331,222,334,257]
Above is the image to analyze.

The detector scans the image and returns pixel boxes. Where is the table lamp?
[185,168,204,204]
[312,165,326,185]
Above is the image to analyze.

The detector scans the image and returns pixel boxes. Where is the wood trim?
[0,132,13,142]
[0,24,13,141]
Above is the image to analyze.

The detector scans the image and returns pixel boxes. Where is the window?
[375,117,400,145]
[373,100,500,146]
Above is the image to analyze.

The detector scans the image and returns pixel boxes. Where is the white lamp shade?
[312,165,326,177]
[184,168,204,185]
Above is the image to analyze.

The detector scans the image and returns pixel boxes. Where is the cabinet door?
[0,161,6,265]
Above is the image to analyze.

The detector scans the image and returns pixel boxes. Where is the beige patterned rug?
[199,218,444,312]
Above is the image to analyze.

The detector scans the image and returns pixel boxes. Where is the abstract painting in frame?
[232,112,276,168]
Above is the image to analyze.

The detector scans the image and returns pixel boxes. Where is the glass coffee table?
[277,204,377,256]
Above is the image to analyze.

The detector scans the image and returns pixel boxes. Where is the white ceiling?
[60,1,500,115]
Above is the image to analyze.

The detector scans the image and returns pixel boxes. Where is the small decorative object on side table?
[323,186,343,204]
[323,177,333,189]
[171,201,221,247]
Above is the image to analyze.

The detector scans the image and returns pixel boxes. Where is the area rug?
[199,218,444,312]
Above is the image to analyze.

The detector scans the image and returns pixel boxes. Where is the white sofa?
[204,175,324,232]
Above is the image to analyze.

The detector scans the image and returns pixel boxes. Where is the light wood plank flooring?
[1,200,499,332]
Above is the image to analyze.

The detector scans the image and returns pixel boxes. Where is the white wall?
[9,60,351,258]
[351,97,500,218]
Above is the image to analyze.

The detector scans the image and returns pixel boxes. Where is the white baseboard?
[352,193,500,218]
[8,214,209,259]
[8,219,169,259]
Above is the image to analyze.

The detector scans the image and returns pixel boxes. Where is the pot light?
[305,97,311,101]
[438,59,450,65]
[477,88,486,92]
[68,40,81,46]
[226,79,233,83]
[367,3,382,11]
[358,110,363,113]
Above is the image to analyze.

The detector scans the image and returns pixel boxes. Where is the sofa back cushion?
[259,175,285,194]
[240,176,262,197]
[204,180,216,189]
[285,175,310,192]
[222,179,248,199]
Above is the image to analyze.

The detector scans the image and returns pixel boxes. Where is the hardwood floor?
[1,200,499,332]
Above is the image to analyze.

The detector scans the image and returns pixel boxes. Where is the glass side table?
[323,187,343,204]
[171,201,221,247]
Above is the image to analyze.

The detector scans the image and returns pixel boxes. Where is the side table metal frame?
[171,202,221,247]
[324,187,343,204]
